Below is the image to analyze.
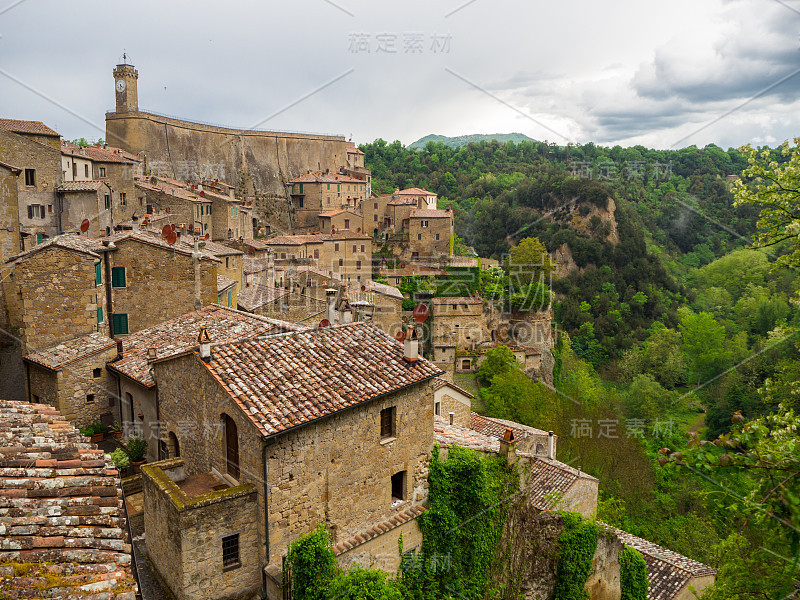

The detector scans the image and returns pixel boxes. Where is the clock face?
[116,79,126,92]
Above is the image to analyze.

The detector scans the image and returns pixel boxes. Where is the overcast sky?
[1,0,799,149]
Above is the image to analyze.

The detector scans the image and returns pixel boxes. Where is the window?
[391,471,405,501]
[435,402,441,416]
[95,262,102,285]
[374,202,378,209]
[96,307,103,324]
[327,183,330,190]
[334,243,339,252]
[228,289,232,307]
[84,164,89,178]
[47,204,53,214]
[380,406,396,439]
[72,163,77,178]
[298,197,304,208]
[24,169,35,186]
[222,534,240,570]
[462,359,471,370]
[361,245,365,253]
[120,192,126,206]
[374,214,378,222]
[352,244,357,253]
[281,253,286,259]
[436,234,440,241]
[338,258,343,267]
[86,394,95,404]
[225,257,230,269]
[313,249,319,259]
[104,195,111,210]
[27,204,44,219]
[112,313,129,335]
[99,167,106,177]
[92,368,102,378]
[224,414,240,479]
[344,219,350,229]
[111,267,126,288]
[337,184,340,192]
[298,183,303,194]
[418,234,422,241]
[356,260,361,270]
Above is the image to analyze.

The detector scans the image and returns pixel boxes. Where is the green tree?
[623,374,675,421]
[475,344,518,386]
[507,237,554,287]
[679,309,730,385]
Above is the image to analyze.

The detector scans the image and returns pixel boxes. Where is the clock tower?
[113,61,138,114]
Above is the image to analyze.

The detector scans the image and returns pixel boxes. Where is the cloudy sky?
[1,0,799,149]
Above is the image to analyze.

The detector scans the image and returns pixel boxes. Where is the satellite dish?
[360,285,366,292]
[161,224,172,238]
[204,233,210,240]
[331,226,336,234]
[319,318,331,328]
[166,231,178,245]
[80,219,90,233]
[395,330,405,342]
[357,227,361,233]
[412,303,430,324]
[199,191,205,197]
[171,224,176,232]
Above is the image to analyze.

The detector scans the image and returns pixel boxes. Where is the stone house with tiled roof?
[318,208,363,234]
[56,179,114,238]
[0,399,137,599]
[288,171,368,231]
[144,322,442,599]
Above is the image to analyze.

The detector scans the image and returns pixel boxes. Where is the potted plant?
[125,436,148,473]
[109,422,123,440]
[110,448,130,475]
[80,423,105,444]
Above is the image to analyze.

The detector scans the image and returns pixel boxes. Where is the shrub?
[110,448,130,470]
[124,436,148,462]
[284,524,337,600]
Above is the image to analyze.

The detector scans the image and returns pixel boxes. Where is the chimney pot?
[547,431,554,460]
[448,412,454,425]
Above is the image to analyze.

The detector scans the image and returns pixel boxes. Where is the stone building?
[265,232,372,283]
[408,208,453,261]
[238,282,325,323]
[433,378,474,425]
[144,322,442,599]
[105,305,293,460]
[135,177,213,236]
[379,264,446,287]
[178,238,244,309]
[0,399,137,599]
[0,119,62,243]
[345,279,403,335]
[288,172,368,231]
[3,235,108,353]
[56,180,114,237]
[432,296,489,351]
[318,208,363,234]
[343,146,371,196]
[23,332,119,427]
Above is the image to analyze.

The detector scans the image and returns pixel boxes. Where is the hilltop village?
[0,62,716,600]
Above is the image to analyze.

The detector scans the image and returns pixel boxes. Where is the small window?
[104,195,111,210]
[352,244,357,253]
[380,406,396,439]
[99,167,106,177]
[418,234,422,241]
[95,262,102,286]
[361,245,365,253]
[374,214,378,222]
[436,234,440,241]
[281,252,286,259]
[298,197,304,208]
[84,164,89,178]
[335,243,339,252]
[391,471,405,501]
[226,257,230,268]
[120,192,126,206]
[374,202,378,209]
[338,258,343,267]
[86,394,95,404]
[47,204,53,214]
[112,313,129,335]
[314,249,319,259]
[435,402,441,416]
[92,368,102,378]
[222,534,240,570]
[111,267,126,288]
[356,260,361,270]
[344,219,350,229]
[24,169,35,186]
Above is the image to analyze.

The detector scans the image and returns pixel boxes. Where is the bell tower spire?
[113,57,139,114]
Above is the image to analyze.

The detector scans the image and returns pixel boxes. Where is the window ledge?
[222,562,241,572]
[380,436,396,446]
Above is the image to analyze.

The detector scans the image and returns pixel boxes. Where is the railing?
[107,108,345,138]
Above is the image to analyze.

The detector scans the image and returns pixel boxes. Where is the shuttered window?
[112,313,129,335]
[111,267,126,288]
[95,262,102,285]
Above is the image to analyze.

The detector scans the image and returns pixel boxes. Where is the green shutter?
[111,267,126,288]
[112,313,129,335]
[299,183,303,194]
[97,307,103,324]
[95,262,102,285]
[228,289,232,307]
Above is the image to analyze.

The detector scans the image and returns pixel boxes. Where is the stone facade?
[432,297,488,351]
[107,235,218,334]
[318,209,363,234]
[0,162,21,264]
[408,209,453,261]
[434,383,472,427]
[142,458,261,600]
[336,517,423,573]
[3,245,108,353]
[57,182,114,237]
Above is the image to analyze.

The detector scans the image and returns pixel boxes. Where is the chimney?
[131,215,139,232]
[403,326,420,363]
[198,325,212,361]
[500,428,516,463]
[325,289,337,324]
[448,412,455,425]
[115,339,124,360]
[547,431,554,460]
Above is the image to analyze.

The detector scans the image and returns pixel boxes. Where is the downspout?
[261,439,272,600]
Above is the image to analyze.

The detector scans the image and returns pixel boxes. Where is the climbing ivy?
[553,513,599,600]
[399,445,518,600]
[619,545,648,600]
[284,525,337,600]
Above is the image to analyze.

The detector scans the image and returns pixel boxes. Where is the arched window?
[167,431,180,458]
[223,414,240,479]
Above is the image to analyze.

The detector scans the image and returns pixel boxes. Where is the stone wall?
[3,247,108,353]
[115,379,159,461]
[108,237,217,333]
[0,164,21,264]
[59,187,113,237]
[408,214,452,260]
[336,517,423,573]
[142,458,261,600]
[435,390,471,427]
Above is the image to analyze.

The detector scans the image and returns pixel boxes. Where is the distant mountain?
[408,133,537,150]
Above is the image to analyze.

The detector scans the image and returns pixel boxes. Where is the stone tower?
[113,62,138,113]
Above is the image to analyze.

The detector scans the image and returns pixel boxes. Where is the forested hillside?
[361,137,800,600]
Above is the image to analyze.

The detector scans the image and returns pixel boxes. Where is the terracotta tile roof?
[346,146,365,155]
[237,283,292,312]
[410,208,451,219]
[264,235,322,246]
[289,172,363,185]
[217,275,237,293]
[6,234,107,264]
[333,505,426,555]
[0,160,21,173]
[0,119,60,137]
[61,142,137,164]
[0,400,137,599]
[602,524,717,600]
[432,296,483,305]
[434,378,474,399]
[243,257,269,275]
[241,238,271,251]
[396,187,436,196]
[348,280,403,300]
[315,231,371,241]
[107,305,278,388]
[107,230,220,263]
[448,257,480,268]
[134,178,205,205]
[387,197,418,206]
[179,238,243,257]
[56,180,107,192]
[434,415,499,453]
[380,265,447,278]
[291,265,341,281]
[470,414,548,440]
[201,322,443,437]
[24,333,116,371]
[523,457,598,511]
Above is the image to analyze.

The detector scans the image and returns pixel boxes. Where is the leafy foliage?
[475,345,517,386]
[619,546,648,600]
[553,513,598,600]
[284,525,338,600]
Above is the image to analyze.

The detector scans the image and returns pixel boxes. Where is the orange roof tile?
[0,118,59,137]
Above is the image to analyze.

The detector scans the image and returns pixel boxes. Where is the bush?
[620,545,648,600]
[327,567,403,600]
[553,513,599,600]
[124,436,148,462]
[110,448,130,470]
[284,525,337,600]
